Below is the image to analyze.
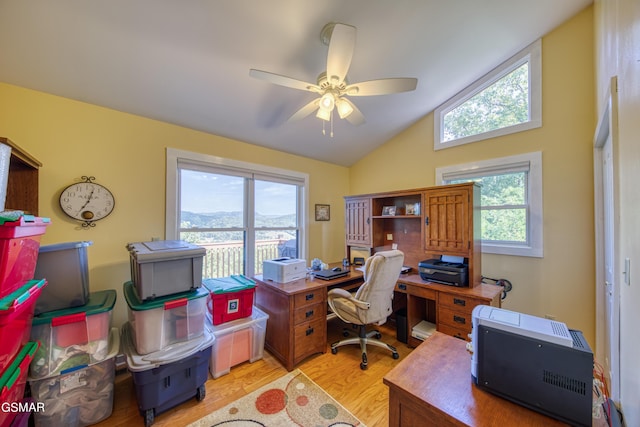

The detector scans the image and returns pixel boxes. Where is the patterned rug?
[187,369,366,427]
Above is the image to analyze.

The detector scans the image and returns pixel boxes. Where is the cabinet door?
[424,187,470,255]
[345,197,371,246]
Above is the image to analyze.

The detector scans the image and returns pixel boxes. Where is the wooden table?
[383,332,606,427]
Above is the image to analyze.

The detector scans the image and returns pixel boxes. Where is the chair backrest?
[354,250,404,324]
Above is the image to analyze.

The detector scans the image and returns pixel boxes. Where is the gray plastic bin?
[34,241,92,315]
[127,240,205,300]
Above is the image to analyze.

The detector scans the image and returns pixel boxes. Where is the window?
[436,152,543,257]
[434,39,542,150]
[166,148,308,278]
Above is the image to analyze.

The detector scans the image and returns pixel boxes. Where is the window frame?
[434,39,542,151]
[436,151,543,258]
[165,148,309,276]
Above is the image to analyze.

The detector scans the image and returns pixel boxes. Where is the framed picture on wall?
[315,204,330,221]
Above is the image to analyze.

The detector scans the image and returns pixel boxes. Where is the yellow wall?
[350,7,596,343]
[0,83,349,326]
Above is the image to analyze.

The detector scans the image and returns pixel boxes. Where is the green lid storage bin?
[29,289,116,379]
[123,281,208,355]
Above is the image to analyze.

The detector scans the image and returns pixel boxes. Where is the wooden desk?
[254,267,364,371]
[384,332,607,427]
[396,273,502,346]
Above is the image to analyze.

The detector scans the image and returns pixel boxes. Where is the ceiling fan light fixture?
[316,107,332,121]
[319,92,335,112]
[336,97,354,119]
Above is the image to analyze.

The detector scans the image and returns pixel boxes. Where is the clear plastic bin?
[208,305,268,378]
[29,328,119,427]
[29,290,115,379]
[34,241,92,314]
[123,281,207,355]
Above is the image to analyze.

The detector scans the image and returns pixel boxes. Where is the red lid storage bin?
[0,279,46,373]
[203,275,256,325]
[0,215,51,299]
[0,342,39,427]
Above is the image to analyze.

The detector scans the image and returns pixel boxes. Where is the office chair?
[327,250,404,370]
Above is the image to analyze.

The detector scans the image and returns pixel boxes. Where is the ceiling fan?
[249,22,418,136]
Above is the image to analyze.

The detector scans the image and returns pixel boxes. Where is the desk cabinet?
[254,276,328,371]
[1,137,41,215]
[396,274,501,346]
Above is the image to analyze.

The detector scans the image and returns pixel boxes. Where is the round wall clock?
[59,176,115,227]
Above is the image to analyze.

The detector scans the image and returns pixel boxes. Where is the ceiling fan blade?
[342,98,365,126]
[287,98,320,122]
[326,23,356,86]
[345,78,418,96]
[249,69,321,93]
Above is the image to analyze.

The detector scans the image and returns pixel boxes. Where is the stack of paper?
[411,320,436,341]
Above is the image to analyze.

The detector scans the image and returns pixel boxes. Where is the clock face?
[59,182,115,222]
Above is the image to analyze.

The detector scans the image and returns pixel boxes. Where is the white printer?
[470,305,593,426]
[262,257,307,283]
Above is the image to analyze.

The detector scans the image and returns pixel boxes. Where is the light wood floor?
[95,317,413,427]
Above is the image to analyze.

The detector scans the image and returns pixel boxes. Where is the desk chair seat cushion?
[328,250,404,326]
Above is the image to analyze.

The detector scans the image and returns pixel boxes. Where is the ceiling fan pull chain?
[330,110,334,137]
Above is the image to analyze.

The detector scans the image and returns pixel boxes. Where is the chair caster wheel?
[331,347,338,354]
[375,332,382,339]
[392,352,399,360]
[360,362,368,370]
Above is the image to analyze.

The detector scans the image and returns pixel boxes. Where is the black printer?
[418,256,468,287]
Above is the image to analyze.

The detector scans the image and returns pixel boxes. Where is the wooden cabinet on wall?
[1,137,41,215]
[345,197,371,246]
[344,182,481,288]
[344,183,497,344]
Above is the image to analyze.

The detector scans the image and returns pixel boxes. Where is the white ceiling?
[0,0,592,166]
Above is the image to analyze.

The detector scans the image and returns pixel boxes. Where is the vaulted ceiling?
[0,0,592,166]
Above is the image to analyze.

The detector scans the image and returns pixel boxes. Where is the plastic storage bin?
[0,279,46,372]
[127,240,205,300]
[0,215,51,299]
[0,342,39,427]
[33,241,92,315]
[123,281,207,355]
[29,289,116,379]
[29,328,119,427]
[203,275,256,325]
[121,323,213,427]
[208,305,268,379]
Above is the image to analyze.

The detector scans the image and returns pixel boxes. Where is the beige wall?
[350,7,596,344]
[0,83,350,327]
[595,0,640,424]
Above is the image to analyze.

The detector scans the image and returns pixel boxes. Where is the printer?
[418,255,468,287]
[470,305,593,426]
[262,257,306,283]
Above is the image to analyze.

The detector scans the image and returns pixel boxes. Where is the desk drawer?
[438,293,484,315]
[293,318,325,361]
[396,282,437,300]
[294,302,324,325]
[438,306,472,334]
[294,289,324,308]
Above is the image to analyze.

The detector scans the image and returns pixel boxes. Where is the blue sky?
[181,169,296,215]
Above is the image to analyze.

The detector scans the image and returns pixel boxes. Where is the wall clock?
[59,176,115,227]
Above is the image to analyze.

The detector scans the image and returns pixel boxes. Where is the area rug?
[187,369,366,427]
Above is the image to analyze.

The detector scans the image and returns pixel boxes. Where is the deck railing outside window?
[196,239,284,278]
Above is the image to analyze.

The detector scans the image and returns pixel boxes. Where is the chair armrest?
[328,288,370,310]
